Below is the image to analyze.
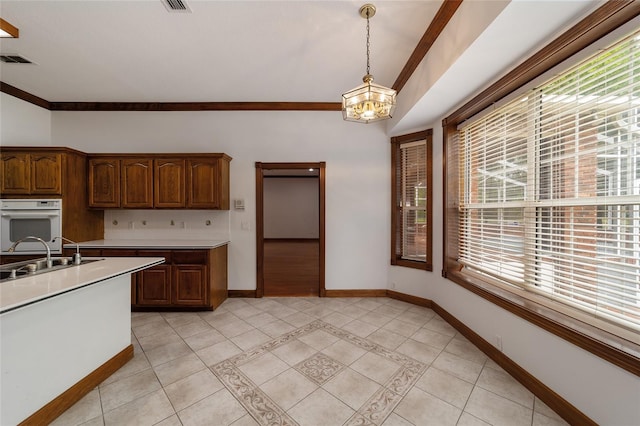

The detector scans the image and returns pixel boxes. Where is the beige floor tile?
[177,388,247,426]
[381,412,415,425]
[201,311,240,328]
[238,352,289,385]
[131,312,165,329]
[271,338,317,366]
[533,411,570,426]
[395,310,431,327]
[393,387,461,426]
[145,340,194,367]
[288,388,355,426]
[351,352,400,385]
[321,338,368,366]
[231,328,272,351]
[257,319,297,338]
[323,367,382,410]
[266,305,298,319]
[164,368,224,411]
[465,387,533,426]
[476,366,534,408]
[432,351,484,384]
[321,311,353,328]
[163,312,203,329]
[395,339,441,365]
[243,311,278,327]
[216,319,256,338]
[136,329,182,352]
[50,388,102,426]
[196,340,242,366]
[281,311,316,327]
[78,415,105,426]
[340,304,370,319]
[100,368,161,412]
[100,349,151,386]
[444,338,488,365]
[232,305,264,319]
[260,368,318,410]
[367,328,407,350]
[154,414,183,426]
[298,329,340,351]
[132,320,174,340]
[341,318,379,337]
[153,352,206,387]
[375,304,408,318]
[294,353,345,385]
[383,318,422,337]
[103,389,174,426]
[359,311,394,327]
[354,298,385,311]
[171,318,213,339]
[230,414,260,426]
[423,316,457,336]
[534,397,568,423]
[183,328,227,351]
[411,327,454,350]
[457,412,491,426]
[415,367,474,409]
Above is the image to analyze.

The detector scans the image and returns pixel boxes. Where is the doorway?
[256,162,325,297]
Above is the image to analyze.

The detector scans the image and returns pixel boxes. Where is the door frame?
[255,162,326,298]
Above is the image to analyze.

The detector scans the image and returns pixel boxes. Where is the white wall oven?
[0,199,62,254]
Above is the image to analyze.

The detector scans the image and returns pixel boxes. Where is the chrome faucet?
[53,236,82,265]
[8,236,53,268]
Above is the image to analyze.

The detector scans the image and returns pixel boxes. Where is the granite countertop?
[65,239,230,249]
[0,257,164,314]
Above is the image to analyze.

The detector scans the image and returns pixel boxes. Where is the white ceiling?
[0,0,603,132]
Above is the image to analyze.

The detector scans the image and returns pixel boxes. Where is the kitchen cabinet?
[88,154,230,210]
[122,159,153,208]
[0,147,104,245]
[0,152,62,195]
[77,246,228,309]
[88,158,120,208]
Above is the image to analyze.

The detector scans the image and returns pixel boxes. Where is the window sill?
[445,269,640,377]
[392,259,432,271]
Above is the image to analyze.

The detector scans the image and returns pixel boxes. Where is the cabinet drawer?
[101,249,137,257]
[172,250,208,265]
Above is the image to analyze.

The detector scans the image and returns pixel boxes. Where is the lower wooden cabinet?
[68,246,228,310]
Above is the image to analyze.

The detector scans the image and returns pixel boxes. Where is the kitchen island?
[0,257,164,425]
[67,239,230,310]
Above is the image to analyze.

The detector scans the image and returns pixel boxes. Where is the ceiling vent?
[162,0,191,13]
[0,54,33,64]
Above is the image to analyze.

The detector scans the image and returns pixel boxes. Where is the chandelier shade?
[342,4,396,123]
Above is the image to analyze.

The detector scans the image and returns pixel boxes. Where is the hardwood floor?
[263,239,319,297]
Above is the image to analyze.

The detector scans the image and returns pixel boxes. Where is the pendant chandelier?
[342,4,396,123]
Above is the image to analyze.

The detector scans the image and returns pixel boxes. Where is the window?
[458,30,640,332]
[391,130,433,270]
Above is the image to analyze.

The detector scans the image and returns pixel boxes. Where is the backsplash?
[104,210,230,240]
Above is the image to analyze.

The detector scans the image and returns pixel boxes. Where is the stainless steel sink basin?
[0,257,103,282]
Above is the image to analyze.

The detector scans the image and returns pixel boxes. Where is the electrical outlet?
[495,335,503,351]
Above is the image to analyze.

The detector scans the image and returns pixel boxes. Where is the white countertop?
[66,239,230,249]
[0,257,164,314]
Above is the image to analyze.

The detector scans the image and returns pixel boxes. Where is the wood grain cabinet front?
[1,152,62,195]
[88,154,230,209]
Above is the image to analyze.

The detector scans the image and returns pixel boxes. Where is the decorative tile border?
[211,320,427,426]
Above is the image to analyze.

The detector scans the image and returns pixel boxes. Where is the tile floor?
[52,297,569,426]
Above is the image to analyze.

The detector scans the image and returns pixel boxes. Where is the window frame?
[443,2,640,377]
[391,129,433,271]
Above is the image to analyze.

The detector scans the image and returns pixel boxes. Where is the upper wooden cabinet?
[1,152,62,195]
[88,154,230,209]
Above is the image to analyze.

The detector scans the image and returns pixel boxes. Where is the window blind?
[399,140,428,262]
[459,30,640,330]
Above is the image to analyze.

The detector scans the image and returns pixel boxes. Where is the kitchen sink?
[0,257,103,283]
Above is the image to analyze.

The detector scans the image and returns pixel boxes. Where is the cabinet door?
[173,264,207,305]
[0,153,30,194]
[155,159,185,208]
[89,158,120,208]
[186,158,220,209]
[122,159,153,208]
[30,153,62,194]
[137,264,171,305]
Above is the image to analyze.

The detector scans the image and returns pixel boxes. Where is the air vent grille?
[162,0,191,12]
[0,55,33,64]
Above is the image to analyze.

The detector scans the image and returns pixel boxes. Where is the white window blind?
[459,30,640,331]
[399,140,428,261]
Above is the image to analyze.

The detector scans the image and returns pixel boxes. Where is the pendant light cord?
[366,8,370,76]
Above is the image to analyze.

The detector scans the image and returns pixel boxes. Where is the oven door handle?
[1,212,60,218]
